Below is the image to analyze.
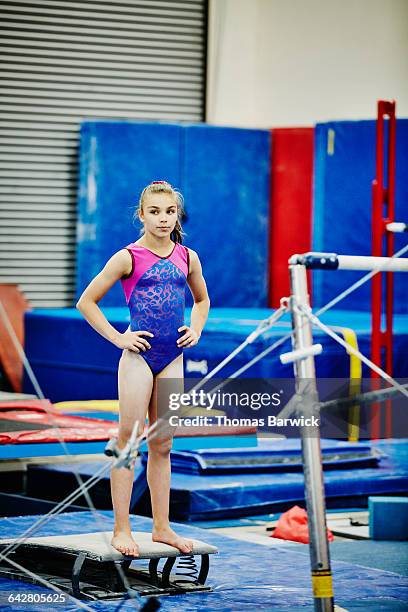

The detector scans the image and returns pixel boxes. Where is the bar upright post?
[289,262,334,612]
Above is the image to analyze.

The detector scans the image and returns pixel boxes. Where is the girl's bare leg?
[111,349,153,557]
[147,354,194,554]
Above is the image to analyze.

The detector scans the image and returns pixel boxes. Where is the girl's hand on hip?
[177,326,200,348]
[115,330,154,352]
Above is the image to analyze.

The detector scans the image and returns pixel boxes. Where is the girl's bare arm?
[177,249,210,347]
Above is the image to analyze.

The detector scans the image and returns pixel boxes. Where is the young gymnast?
[76,181,210,557]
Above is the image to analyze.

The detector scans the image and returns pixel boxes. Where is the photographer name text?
[169,415,320,427]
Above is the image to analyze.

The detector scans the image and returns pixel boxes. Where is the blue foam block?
[77,121,182,307]
[369,495,408,540]
[77,121,270,308]
[182,124,270,307]
[27,459,148,511]
[313,119,408,313]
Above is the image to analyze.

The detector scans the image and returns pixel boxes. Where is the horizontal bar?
[386,222,408,233]
[289,252,408,272]
[321,382,408,410]
[340,255,408,272]
[338,255,408,271]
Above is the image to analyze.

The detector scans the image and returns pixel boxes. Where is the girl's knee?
[118,424,143,444]
[148,437,173,455]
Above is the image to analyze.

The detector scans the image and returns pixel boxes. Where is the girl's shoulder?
[124,241,141,250]
[173,242,189,267]
[183,245,200,262]
[179,245,201,276]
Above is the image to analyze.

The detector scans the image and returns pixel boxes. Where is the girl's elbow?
[76,296,92,312]
[202,296,210,310]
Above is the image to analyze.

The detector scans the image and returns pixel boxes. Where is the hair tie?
[151,180,168,185]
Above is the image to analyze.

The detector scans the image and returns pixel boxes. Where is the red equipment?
[371,100,396,439]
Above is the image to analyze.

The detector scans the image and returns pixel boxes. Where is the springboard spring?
[173,554,199,584]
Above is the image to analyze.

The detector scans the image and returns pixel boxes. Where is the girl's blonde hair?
[135,181,185,243]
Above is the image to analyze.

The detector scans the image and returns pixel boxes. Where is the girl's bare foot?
[111,531,139,557]
[152,526,193,554]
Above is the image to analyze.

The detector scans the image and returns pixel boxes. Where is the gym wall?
[207,0,408,127]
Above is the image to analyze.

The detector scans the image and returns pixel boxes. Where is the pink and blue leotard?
[121,242,190,375]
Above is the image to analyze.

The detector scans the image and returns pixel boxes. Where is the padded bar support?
[289,253,338,270]
[290,252,408,272]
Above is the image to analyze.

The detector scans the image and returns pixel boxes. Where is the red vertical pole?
[385,103,396,438]
[371,100,396,439]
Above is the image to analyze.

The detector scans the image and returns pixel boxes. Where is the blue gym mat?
[0,441,109,461]
[144,440,381,475]
[24,458,147,514]
[10,440,404,522]
[77,121,270,309]
[313,119,408,314]
[181,124,270,308]
[23,307,408,402]
[77,121,182,309]
[0,511,407,611]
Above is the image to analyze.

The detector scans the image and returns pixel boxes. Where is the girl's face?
[139,192,178,239]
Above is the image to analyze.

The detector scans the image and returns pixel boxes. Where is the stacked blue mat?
[23,307,408,401]
[158,440,381,475]
[20,439,408,522]
[163,439,408,520]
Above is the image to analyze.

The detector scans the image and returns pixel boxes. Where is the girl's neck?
[137,232,173,252]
